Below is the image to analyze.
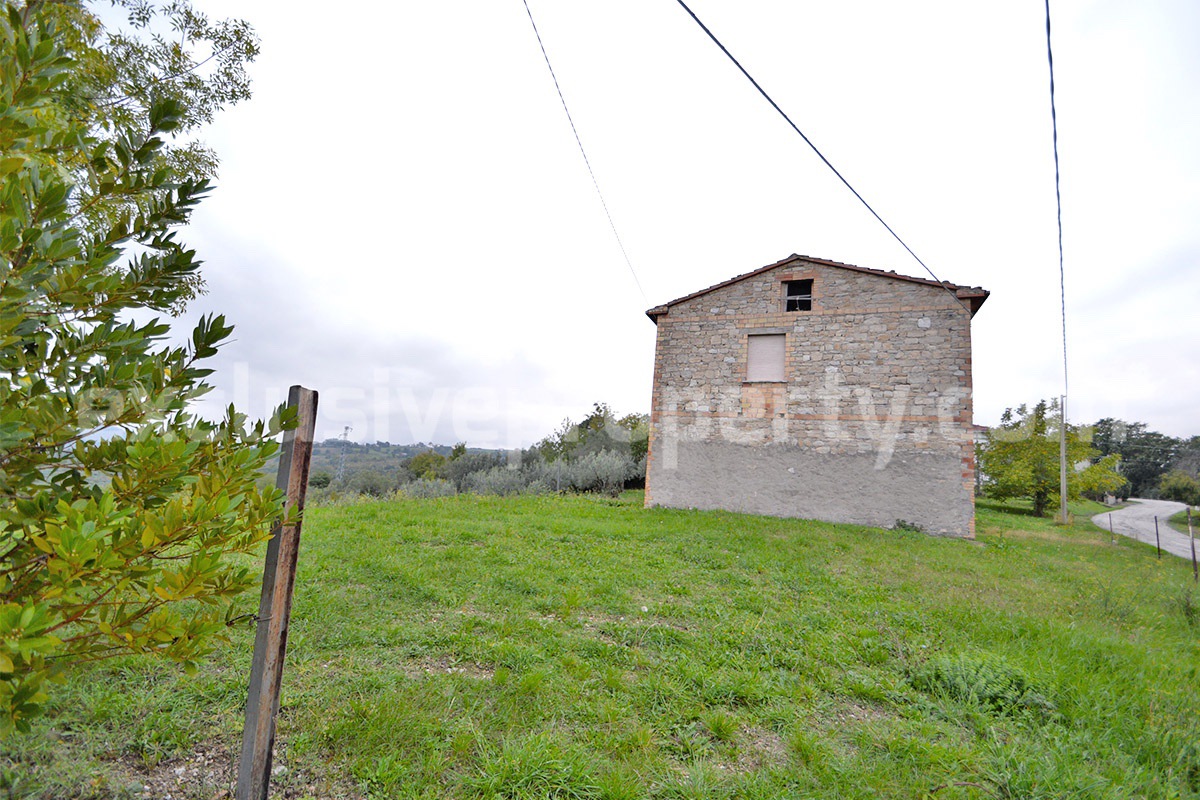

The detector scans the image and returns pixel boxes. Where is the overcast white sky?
[166,0,1198,446]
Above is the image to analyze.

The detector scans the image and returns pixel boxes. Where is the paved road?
[1091,498,1196,560]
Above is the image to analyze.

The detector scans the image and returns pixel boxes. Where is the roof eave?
[956,288,990,317]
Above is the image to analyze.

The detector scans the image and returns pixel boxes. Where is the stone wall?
[645,257,978,537]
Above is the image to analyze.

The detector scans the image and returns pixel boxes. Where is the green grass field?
[1167,508,1196,536]
[3,493,1199,799]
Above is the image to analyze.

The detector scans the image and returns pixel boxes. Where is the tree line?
[977,400,1200,515]
[308,404,649,500]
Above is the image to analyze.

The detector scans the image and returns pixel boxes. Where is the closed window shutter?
[746,334,785,382]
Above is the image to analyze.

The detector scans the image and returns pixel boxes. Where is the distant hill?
[312,440,447,480]
[265,440,502,484]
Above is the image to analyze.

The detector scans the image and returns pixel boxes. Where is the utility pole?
[1059,395,1069,525]
[1045,4,1070,529]
[335,425,352,482]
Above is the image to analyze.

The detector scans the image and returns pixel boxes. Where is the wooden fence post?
[1189,507,1197,584]
[236,386,319,800]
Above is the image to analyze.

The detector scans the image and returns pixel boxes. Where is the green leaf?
[0,0,266,727]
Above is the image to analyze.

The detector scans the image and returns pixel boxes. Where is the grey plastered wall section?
[644,255,985,537]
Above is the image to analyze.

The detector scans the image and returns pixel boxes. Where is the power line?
[520,0,648,304]
[1044,0,1068,398]
[670,0,972,315]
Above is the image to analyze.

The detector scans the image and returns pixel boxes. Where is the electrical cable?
[671,0,972,315]
[520,0,649,304]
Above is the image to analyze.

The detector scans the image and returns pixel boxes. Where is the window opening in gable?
[784,279,813,312]
[746,333,786,382]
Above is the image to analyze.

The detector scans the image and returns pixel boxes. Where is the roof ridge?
[646,254,988,320]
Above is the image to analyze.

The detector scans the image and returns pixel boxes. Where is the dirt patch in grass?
[851,701,898,724]
[453,603,501,621]
[735,727,788,772]
[106,740,364,800]
[108,743,231,796]
[106,740,233,800]
[405,655,495,680]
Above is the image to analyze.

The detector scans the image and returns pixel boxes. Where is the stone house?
[644,254,988,537]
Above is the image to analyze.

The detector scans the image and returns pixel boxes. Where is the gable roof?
[646,254,989,321]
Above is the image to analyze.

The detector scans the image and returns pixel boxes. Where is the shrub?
[465,466,537,497]
[348,470,392,497]
[447,451,505,492]
[1159,471,1200,507]
[402,479,457,499]
[1172,588,1198,628]
[565,451,635,497]
[534,403,648,466]
[912,652,1055,716]
[405,450,448,480]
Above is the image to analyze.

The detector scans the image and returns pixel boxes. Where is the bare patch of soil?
[404,655,495,680]
[108,740,362,800]
[834,701,891,725]
[734,726,788,772]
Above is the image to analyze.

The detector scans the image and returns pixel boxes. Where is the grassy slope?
[1167,508,1196,535]
[4,494,1200,799]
